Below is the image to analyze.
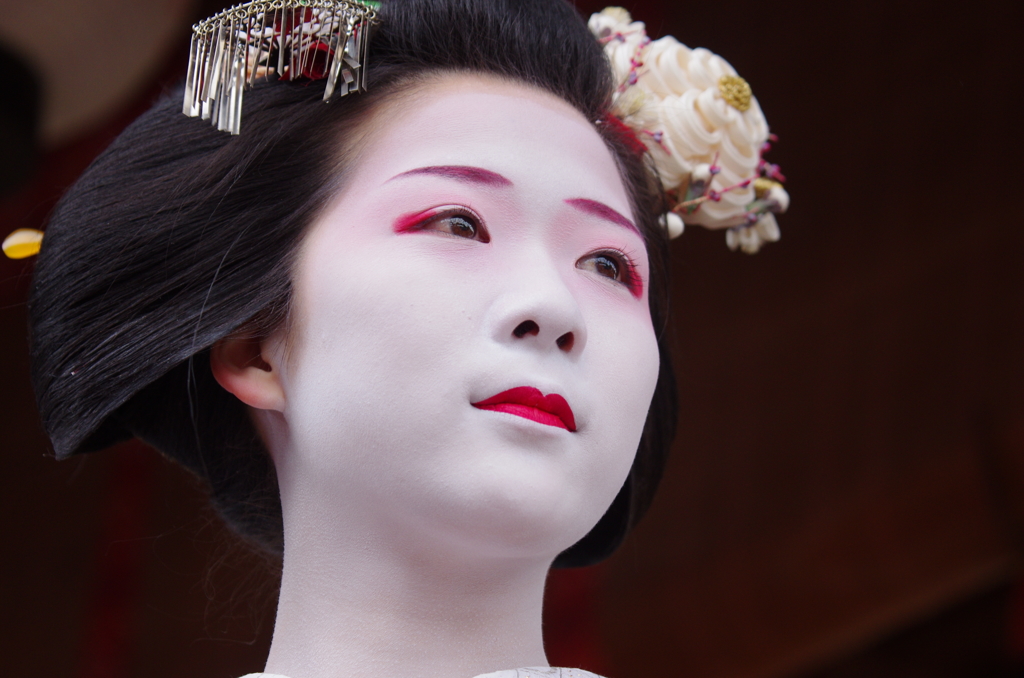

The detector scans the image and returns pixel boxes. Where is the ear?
[210,333,286,412]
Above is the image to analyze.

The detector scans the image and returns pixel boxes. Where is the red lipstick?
[472,386,577,432]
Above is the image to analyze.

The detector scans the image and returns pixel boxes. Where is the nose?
[487,256,588,356]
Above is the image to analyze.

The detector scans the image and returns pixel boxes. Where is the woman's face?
[266,73,661,563]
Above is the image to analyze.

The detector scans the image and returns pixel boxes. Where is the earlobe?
[210,333,286,412]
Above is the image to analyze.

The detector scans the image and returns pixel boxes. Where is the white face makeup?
[265,73,661,565]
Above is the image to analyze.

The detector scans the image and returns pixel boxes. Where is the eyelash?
[402,206,490,243]
[576,248,643,297]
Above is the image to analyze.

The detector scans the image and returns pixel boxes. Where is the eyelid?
[393,204,490,242]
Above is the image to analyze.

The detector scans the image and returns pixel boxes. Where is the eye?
[417,208,489,242]
[586,254,620,279]
[577,251,625,281]
[576,249,642,296]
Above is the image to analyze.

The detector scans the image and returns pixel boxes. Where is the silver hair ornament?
[182,0,380,134]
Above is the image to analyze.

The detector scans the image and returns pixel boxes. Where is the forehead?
[346,73,630,211]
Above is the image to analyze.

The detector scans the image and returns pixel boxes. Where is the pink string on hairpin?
[639,129,669,155]
[615,36,650,93]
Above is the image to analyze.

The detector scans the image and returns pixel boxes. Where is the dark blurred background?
[1,0,1022,676]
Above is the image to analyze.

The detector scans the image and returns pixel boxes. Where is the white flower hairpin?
[589,7,790,253]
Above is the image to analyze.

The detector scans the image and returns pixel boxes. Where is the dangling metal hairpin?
[183,0,381,134]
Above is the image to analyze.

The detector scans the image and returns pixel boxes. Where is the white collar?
[240,668,608,678]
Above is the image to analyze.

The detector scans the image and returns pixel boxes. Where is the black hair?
[29,0,678,567]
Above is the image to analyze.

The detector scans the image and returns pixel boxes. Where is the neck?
[263,497,552,678]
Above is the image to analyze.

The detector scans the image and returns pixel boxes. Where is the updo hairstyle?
[29,0,678,567]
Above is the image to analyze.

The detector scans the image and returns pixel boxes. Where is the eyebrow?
[565,198,639,236]
[388,165,513,187]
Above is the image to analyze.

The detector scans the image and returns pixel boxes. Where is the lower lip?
[475,402,570,430]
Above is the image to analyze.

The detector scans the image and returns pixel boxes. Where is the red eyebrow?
[389,165,512,186]
[565,198,639,236]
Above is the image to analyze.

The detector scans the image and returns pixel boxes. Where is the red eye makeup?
[393,205,490,242]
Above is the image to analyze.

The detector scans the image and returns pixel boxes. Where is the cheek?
[281,246,481,459]
[598,329,659,430]
[549,311,659,545]
[585,299,660,447]
[297,236,477,357]
[575,269,659,394]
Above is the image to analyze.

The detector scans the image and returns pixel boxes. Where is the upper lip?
[472,386,577,432]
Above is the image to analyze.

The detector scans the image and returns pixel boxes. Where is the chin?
[412,456,622,564]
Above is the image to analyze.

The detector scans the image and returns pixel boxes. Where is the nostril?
[556,332,574,352]
[513,320,540,338]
